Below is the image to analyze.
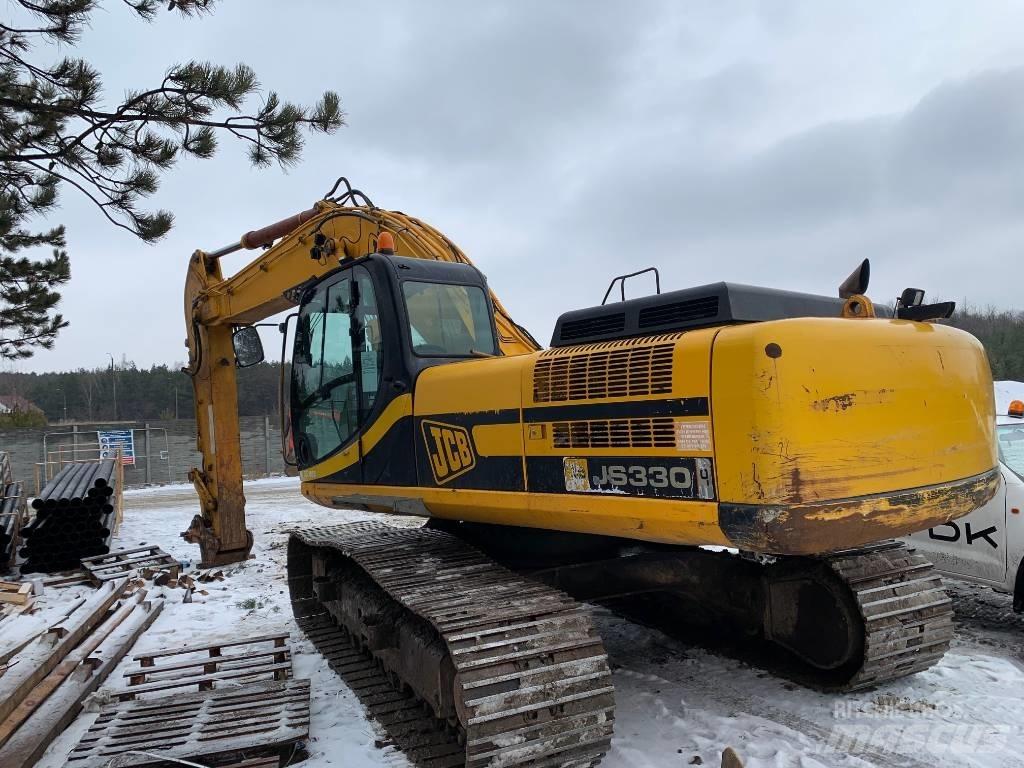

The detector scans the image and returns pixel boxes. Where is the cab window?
[402,281,496,356]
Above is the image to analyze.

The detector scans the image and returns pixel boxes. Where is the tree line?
[945,307,1024,381]
[0,362,282,425]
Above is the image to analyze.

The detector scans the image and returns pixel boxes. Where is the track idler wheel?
[763,560,864,673]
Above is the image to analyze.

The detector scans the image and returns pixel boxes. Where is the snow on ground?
[27,478,1024,768]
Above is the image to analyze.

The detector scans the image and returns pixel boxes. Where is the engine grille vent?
[533,341,676,403]
[552,418,676,449]
[638,296,720,329]
[558,313,627,342]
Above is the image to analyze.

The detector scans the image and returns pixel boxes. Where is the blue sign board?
[98,429,135,465]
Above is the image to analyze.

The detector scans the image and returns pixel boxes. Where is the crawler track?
[827,541,954,691]
[295,613,466,767]
[289,523,615,768]
[604,541,957,691]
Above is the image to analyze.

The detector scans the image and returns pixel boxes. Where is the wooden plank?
[220,757,279,768]
[0,590,150,747]
[84,554,175,574]
[0,594,162,768]
[132,632,289,661]
[0,599,85,666]
[40,572,90,588]
[0,579,127,724]
[91,687,308,722]
[79,545,162,563]
[128,656,290,690]
[88,565,178,584]
[0,584,31,605]
[116,661,293,699]
[83,702,310,745]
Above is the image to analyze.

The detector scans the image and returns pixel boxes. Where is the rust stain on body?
[810,388,895,413]
[811,392,857,412]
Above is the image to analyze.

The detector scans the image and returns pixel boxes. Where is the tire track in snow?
[595,609,1008,768]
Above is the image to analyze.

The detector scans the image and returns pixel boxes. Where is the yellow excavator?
[183,178,997,768]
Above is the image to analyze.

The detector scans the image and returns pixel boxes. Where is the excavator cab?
[288,251,499,471]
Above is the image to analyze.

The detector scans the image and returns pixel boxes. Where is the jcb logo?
[422,420,476,484]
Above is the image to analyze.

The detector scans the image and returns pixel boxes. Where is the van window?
[998,424,1024,480]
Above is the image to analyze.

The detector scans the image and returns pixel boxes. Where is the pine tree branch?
[23,159,140,236]
[0,0,336,357]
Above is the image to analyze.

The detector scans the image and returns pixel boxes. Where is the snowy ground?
[25,477,1024,768]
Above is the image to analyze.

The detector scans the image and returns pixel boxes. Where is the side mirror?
[898,288,925,308]
[232,326,265,368]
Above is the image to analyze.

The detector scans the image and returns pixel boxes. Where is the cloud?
[12,1,1024,370]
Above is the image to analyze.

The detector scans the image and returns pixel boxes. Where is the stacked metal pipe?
[0,482,23,571]
[20,460,118,573]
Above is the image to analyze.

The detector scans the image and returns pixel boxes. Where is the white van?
[905,382,1024,612]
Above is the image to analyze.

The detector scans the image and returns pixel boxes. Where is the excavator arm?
[182,182,538,565]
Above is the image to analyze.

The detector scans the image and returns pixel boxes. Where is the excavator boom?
[182,189,538,565]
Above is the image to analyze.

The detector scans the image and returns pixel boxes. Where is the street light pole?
[107,353,117,421]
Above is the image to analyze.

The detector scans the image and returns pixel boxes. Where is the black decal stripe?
[523,398,708,423]
[422,456,524,491]
[361,416,417,486]
[526,456,715,499]
[415,398,710,428]
[317,415,418,486]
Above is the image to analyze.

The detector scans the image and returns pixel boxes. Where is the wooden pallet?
[66,678,310,768]
[80,546,180,585]
[117,632,292,700]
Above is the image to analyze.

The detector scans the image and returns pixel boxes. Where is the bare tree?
[78,368,99,421]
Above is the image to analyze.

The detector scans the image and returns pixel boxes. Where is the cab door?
[289,257,419,487]
[291,272,363,480]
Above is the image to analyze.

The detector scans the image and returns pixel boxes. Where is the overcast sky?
[12,0,1024,372]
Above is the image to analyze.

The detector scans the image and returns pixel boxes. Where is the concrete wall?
[0,416,286,492]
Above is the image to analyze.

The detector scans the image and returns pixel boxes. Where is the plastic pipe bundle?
[21,460,117,573]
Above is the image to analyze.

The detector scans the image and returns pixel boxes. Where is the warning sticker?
[677,421,712,452]
[563,457,591,492]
